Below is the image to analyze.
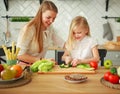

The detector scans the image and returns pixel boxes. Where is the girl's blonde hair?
[21,0,58,52]
[66,16,90,51]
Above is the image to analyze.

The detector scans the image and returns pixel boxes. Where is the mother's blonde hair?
[66,16,90,51]
[21,0,58,52]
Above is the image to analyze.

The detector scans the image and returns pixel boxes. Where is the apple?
[104,60,112,69]
[0,64,4,73]
[1,69,15,80]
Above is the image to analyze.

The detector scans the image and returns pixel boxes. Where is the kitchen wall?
[0,0,120,45]
[0,0,120,64]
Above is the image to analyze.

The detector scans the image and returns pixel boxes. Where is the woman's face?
[42,10,57,28]
[73,26,88,41]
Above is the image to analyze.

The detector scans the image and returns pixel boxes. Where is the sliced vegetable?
[77,64,90,68]
[59,63,65,68]
[77,64,94,70]
[59,63,72,68]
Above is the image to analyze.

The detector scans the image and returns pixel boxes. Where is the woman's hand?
[65,56,72,64]
[71,59,81,67]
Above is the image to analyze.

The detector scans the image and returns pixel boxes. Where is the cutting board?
[38,65,96,74]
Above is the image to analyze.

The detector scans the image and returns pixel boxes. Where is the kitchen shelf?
[102,16,120,20]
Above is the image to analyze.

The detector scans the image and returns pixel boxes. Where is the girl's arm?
[71,46,100,66]
[80,46,100,63]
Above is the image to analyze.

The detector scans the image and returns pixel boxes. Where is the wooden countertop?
[48,45,120,51]
[0,45,120,51]
[0,67,119,94]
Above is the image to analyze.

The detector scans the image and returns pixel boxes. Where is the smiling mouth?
[46,22,51,25]
[75,37,81,39]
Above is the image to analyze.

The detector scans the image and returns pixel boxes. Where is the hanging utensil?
[6,15,11,38]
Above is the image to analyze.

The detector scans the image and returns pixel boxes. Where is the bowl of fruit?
[0,41,23,83]
[0,64,23,83]
[100,67,120,89]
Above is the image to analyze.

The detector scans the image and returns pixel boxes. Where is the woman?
[62,16,100,67]
[17,0,64,64]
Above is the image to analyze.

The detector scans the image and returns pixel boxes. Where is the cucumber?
[59,63,72,68]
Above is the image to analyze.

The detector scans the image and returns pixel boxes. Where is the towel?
[103,22,113,41]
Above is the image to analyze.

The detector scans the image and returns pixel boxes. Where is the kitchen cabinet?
[105,51,120,65]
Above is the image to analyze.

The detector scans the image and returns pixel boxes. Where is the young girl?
[62,16,100,67]
[17,0,64,64]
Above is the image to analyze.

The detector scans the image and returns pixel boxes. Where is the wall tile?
[0,0,120,44]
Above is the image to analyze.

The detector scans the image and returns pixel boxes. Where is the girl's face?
[73,26,88,41]
[42,10,57,28]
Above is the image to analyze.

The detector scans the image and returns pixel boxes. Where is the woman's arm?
[17,25,40,64]
[17,53,40,64]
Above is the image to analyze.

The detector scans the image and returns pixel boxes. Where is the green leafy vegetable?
[30,59,54,72]
[77,64,91,68]
[38,62,54,72]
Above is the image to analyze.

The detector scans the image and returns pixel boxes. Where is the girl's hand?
[65,56,72,64]
[71,59,80,67]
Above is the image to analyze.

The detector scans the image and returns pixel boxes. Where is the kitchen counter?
[48,45,120,51]
[0,44,120,51]
[0,67,119,94]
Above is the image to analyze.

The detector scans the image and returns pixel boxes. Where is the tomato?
[89,61,98,70]
[10,64,23,78]
[104,71,112,81]
[109,74,119,84]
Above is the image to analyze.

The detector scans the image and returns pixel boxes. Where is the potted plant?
[115,17,120,30]
[116,17,120,23]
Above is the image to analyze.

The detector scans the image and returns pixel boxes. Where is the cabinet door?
[105,51,120,65]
